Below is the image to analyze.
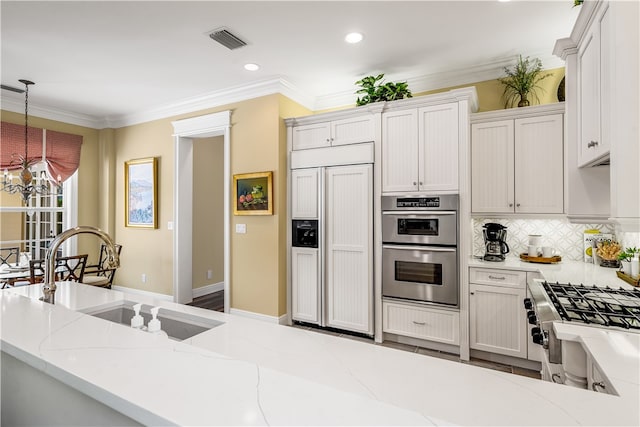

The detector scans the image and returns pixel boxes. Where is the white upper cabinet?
[471,106,564,214]
[577,2,611,167]
[419,103,459,192]
[471,119,515,213]
[292,115,374,151]
[555,0,639,229]
[514,114,564,213]
[381,109,420,192]
[382,102,459,193]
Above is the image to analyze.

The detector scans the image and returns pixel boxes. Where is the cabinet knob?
[470,292,475,295]
[413,182,417,186]
[412,320,426,326]
[508,203,514,207]
[587,140,599,148]
[516,203,521,207]
[330,138,334,142]
[419,181,423,185]
[326,138,330,142]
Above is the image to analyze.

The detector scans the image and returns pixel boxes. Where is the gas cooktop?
[541,281,640,330]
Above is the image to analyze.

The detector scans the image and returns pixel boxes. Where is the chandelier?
[1,79,60,204]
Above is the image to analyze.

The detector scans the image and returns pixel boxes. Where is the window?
[0,166,78,259]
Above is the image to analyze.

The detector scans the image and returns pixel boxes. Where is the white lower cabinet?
[291,247,319,323]
[383,300,460,345]
[469,268,536,360]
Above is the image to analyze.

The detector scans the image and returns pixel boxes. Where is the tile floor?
[291,322,542,380]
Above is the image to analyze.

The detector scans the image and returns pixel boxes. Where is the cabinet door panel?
[578,29,601,165]
[470,283,527,358]
[331,116,375,146]
[418,103,459,192]
[383,301,459,345]
[291,247,319,324]
[514,114,564,213]
[325,164,373,334]
[471,120,514,213]
[291,168,318,218]
[382,110,419,192]
[292,122,331,150]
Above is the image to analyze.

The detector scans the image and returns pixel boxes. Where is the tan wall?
[192,136,224,288]
[414,67,565,112]
[113,120,174,293]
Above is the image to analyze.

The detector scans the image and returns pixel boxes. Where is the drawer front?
[469,267,526,288]
[383,301,459,345]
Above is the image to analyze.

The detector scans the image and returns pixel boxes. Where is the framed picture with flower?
[233,171,273,215]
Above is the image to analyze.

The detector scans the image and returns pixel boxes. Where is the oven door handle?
[382,211,457,216]
[382,244,456,252]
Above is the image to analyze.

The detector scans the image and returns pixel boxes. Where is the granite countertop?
[2,282,639,426]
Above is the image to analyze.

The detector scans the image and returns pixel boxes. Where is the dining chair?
[29,254,89,285]
[0,247,20,267]
[83,244,122,288]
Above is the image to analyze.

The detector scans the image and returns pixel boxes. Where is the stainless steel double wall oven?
[382,195,459,306]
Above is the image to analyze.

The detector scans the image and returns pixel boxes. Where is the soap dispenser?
[131,303,144,329]
[147,306,162,333]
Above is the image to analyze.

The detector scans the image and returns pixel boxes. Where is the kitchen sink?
[82,300,223,341]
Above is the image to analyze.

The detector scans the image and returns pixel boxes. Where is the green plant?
[498,55,552,108]
[617,247,639,262]
[574,0,583,6]
[355,74,412,106]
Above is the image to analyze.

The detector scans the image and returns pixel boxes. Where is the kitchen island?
[1,279,639,426]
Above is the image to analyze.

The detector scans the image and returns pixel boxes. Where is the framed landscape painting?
[233,171,273,215]
[125,157,158,228]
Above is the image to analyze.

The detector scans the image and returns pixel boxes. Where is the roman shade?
[0,121,83,183]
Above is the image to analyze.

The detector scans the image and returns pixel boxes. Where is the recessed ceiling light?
[345,32,364,44]
[244,63,260,71]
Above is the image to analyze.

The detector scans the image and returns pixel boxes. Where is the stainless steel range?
[525,280,640,386]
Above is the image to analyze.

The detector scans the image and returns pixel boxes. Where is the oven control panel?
[382,194,458,211]
[396,197,440,208]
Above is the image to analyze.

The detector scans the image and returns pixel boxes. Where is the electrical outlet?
[207,270,213,280]
[141,273,147,283]
[235,223,246,234]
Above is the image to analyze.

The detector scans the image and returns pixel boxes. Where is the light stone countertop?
[468,256,636,289]
[2,281,640,426]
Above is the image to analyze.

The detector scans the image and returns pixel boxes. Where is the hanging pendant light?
[1,79,60,204]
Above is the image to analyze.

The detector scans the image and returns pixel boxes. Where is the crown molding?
[2,51,566,129]
[105,77,316,128]
[0,96,105,129]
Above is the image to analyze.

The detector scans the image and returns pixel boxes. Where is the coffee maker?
[482,223,510,262]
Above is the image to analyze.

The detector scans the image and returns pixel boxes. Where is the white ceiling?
[1,1,579,128]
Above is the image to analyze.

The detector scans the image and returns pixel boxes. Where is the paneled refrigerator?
[290,163,373,335]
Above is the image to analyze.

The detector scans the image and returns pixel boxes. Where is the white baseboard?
[111,285,173,301]
[229,308,288,325]
[192,282,224,298]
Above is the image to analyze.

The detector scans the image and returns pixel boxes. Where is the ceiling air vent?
[207,27,247,50]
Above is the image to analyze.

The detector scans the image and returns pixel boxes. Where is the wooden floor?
[188,290,224,312]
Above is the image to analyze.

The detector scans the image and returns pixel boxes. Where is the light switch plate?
[167,221,174,230]
[235,224,247,234]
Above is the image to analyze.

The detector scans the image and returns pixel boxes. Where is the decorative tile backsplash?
[472,218,617,261]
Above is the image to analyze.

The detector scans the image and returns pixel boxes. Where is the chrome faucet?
[41,226,120,304]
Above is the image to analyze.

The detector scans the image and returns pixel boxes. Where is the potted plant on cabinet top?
[498,55,552,108]
[355,74,412,106]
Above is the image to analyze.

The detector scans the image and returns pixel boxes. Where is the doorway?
[171,111,231,312]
